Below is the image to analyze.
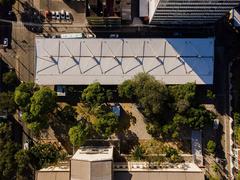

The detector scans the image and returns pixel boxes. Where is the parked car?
[3,38,8,48]
[66,11,70,21]
[45,10,51,20]
[51,11,56,19]
[56,11,60,20]
[60,10,65,20]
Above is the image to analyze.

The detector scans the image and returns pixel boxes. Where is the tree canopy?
[30,87,57,116]
[15,143,65,172]
[14,83,57,133]
[118,80,135,100]
[118,73,214,139]
[0,123,20,179]
[81,82,106,105]
[0,92,17,113]
[133,73,169,121]
[68,120,91,147]
[169,83,196,113]
[184,106,214,129]
[59,105,77,123]
[2,71,20,91]
[14,82,38,109]
[95,111,119,138]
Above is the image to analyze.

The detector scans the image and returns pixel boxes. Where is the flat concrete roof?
[38,163,70,172]
[35,38,214,85]
[71,146,113,162]
[114,162,202,172]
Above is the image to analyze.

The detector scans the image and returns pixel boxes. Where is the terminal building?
[144,0,240,24]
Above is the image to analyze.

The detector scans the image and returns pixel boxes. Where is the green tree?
[15,149,31,176]
[30,87,57,116]
[234,112,240,126]
[0,123,20,179]
[106,89,114,101]
[133,73,169,120]
[59,105,77,123]
[186,106,214,129]
[82,82,106,105]
[235,126,240,145]
[0,92,17,113]
[169,83,196,113]
[0,141,19,179]
[95,112,119,138]
[2,71,20,91]
[27,120,48,134]
[28,143,65,170]
[14,82,38,109]
[169,83,196,103]
[118,80,135,100]
[69,120,91,147]
[21,111,48,134]
[15,85,56,133]
[207,140,216,154]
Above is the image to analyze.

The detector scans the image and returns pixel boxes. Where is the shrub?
[165,147,183,163]
[131,145,145,161]
[207,140,216,154]
[234,112,240,126]
[207,90,216,100]
[146,123,160,138]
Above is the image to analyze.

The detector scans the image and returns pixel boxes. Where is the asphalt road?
[0,0,35,82]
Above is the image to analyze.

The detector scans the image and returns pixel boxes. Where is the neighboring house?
[146,0,240,25]
[36,146,204,180]
[35,38,214,86]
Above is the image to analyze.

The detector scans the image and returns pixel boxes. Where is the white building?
[145,0,240,24]
[35,38,214,85]
[36,146,204,180]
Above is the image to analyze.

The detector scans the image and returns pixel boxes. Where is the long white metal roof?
[35,38,214,85]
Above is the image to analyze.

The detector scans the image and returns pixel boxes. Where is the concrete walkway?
[120,103,152,140]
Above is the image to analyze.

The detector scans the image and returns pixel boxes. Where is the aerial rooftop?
[71,146,113,162]
[35,38,214,85]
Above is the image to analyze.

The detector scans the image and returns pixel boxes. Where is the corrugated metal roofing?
[35,38,214,85]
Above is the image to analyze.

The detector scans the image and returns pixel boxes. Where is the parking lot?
[38,0,86,25]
